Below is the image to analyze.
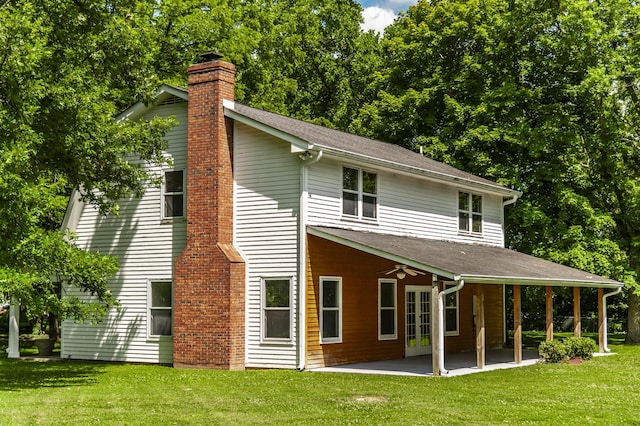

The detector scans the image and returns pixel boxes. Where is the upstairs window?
[342,167,377,219]
[263,278,292,341]
[149,281,172,337]
[458,191,482,234]
[163,170,184,219]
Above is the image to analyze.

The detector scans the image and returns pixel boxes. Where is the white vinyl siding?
[234,122,300,369]
[61,101,187,364]
[306,158,505,247]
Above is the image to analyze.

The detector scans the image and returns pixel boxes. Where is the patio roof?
[307,226,622,289]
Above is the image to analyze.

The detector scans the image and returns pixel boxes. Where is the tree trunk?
[48,312,60,342]
[626,289,640,344]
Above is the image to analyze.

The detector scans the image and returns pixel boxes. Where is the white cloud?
[361,6,397,34]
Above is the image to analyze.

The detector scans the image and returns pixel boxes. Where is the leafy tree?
[148,0,379,129]
[354,0,640,340]
[0,0,172,336]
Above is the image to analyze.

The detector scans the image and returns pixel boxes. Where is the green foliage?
[563,336,598,361]
[539,337,597,363]
[358,0,640,340]
[538,339,569,364]
[148,0,377,129]
[0,0,173,323]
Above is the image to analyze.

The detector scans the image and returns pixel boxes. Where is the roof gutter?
[437,277,465,375]
[459,274,623,289]
[503,193,520,207]
[602,286,624,353]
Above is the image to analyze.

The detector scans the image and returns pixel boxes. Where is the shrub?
[539,339,569,363]
[538,337,598,363]
[564,336,597,360]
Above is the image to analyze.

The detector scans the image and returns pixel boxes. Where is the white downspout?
[7,297,20,359]
[297,150,322,371]
[438,278,465,375]
[602,286,623,353]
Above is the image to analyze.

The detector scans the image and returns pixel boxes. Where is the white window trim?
[378,279,397,340]
[161,169,185,221]
[341,165,378,221]
[147,279,173,341]
[261,277,294,344]
[320,276,342,344]
[458,191,483,235]
[443,281,460,337]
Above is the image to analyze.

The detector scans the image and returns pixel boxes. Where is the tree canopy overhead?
[355,0,640,340]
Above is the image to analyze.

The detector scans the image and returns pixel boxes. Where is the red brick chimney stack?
[173,53,245,369]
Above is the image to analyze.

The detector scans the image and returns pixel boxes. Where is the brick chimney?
[173,54,245,369]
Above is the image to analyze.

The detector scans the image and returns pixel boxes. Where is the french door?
[405,285,432,356]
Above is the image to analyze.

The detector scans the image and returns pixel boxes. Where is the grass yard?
[1,341,639,425]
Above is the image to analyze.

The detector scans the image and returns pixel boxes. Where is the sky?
[357,0,418,34]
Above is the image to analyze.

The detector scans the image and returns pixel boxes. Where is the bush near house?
[539,337,597,363]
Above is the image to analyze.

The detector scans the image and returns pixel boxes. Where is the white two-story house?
[59,55,622,375]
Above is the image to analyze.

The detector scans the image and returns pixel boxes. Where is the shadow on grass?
[0,358,107,390]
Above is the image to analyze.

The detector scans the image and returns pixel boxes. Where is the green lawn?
[1,341,639,425]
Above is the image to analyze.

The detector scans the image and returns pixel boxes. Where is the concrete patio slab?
[309,349,540,377]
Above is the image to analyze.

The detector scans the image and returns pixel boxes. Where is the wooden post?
[545,286,553,341]
[514,285,522,364]
[431,285,441,376]
[573,287,581,337]
[476,286,485,369]
[598,287,605,352]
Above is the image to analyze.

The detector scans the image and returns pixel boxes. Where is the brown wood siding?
[306,235,506,367]
[306,235,433,368]
[445,284,504,353]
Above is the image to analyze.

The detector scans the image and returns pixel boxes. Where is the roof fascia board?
[117,84,189,123]
[461,274,623,289]
[318,147,520,198]
[60,189,85,233]
[307,227,456,279]
[224,104,312,152]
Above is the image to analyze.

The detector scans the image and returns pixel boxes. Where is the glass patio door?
[405,285,432,356]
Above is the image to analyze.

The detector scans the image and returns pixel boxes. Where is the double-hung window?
[342,167,377,219]
[320,277,342,343]
[148,280,172,337]
[378,279,397,340]
[458,191,482,234]
[263,278,292,341]
[163,170,184,219]
[444,282,459,336]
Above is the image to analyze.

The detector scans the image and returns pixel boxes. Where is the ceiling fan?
[378,265,426,280]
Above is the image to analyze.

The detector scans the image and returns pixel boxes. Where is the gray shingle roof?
[227,102,516,195]
[308,226,622,288]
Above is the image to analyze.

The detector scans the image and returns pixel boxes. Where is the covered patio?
[311,349,540,377]
[307,226,624,376]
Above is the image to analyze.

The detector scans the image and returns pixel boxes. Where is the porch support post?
[513,285,522,365]
[475,286,485,369]
[598,287,605,352]
[7,297,20,359]
[431,285,441,377]
[545,286,553,341]
[573,287,581,337]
